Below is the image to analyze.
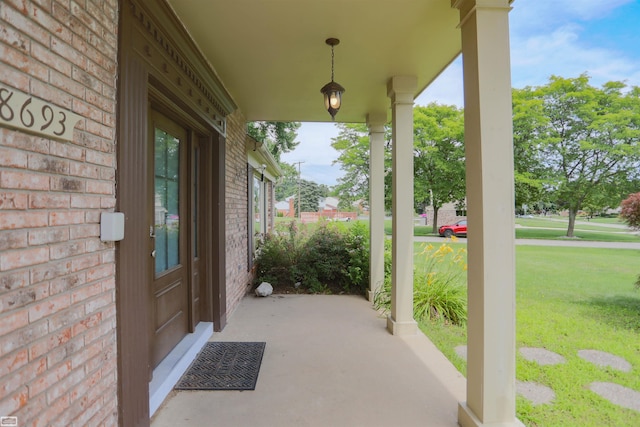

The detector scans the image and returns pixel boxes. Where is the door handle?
[149,225,156,239]
[151,250,156,258]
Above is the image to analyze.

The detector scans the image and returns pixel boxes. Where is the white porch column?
[367,112,387,302]
[386,76,417,336]
[452,1,522,426]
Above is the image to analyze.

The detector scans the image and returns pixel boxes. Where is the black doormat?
[175,342,266,391]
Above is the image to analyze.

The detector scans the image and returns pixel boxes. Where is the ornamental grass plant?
[375,239,467,326]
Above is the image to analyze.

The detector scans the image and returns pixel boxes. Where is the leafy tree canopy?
[512,74,640,236]
[247,121,301,162]
[413,104,466,233]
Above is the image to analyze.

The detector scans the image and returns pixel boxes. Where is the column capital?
[452,0,512,28]
[366,112,387,134]
[387,76,417,104]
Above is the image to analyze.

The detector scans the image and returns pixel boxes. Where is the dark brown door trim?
[117,1,229,424]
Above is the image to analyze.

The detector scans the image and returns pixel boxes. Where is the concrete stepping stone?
[578,349,632,372]
[519,347,566,365]
[517,380,555,405]
[590,382,640,412]
[454,345,467,361]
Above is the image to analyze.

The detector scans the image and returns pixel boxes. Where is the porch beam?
[452,1,523,426]
[367,112,387,302]
[386,76,418,336]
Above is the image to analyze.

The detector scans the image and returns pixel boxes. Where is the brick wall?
[0,1,118,426]
[224,110,252,318]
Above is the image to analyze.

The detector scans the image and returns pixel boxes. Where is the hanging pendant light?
[320,38,345,120]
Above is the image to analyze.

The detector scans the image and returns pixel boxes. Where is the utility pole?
[292,161,304,220]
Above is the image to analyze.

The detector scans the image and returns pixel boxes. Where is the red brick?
[31,259,72,284]
[46,366,84,404]
[50,36,87,71]
[30,78,74,110]
[0,270,29,292]
[85,264,112,283]
[85,149,113,167]
[0,386,28,415]
[28,360,71,397]
[86,180,112,194]
[50,272,85,295]
[46,335,83,369]
[29,193,70,209]
[28,227,69,245]
[0,229,28,250]
[13,392,47,427]
[49,140,84,161]
[68,161,99,179]
[49,211,85,226]
[0,192,28,210]
[85,211,101,223]
[50,241,85,260]
[28,293,71,322]
[47,305,85,334]
[0,19,30,53]
[29,327,72,361]
[33,393,71,427]
[70,194,101,208]
[72,97,102,122]
[84,294,111,315]
[0,349,28,379]
[0,170,50,190]
[0,211,48,229]
[0,355,46,401]
[0,147,28,167]
[0,310,29,336]
[0,246,49,270]
[0,128,50,154]
[70,253,100,273]
[0,42,49,81]
[100,196,116,208]
[0,320,48,358]
[31,41,72,76]
[68,224,98,240]
[70,282,101,305]
[27,154,70,174]
[50,176,85,192]
[0,282,50,313]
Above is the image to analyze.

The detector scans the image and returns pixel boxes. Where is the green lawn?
[515,217,628,232]
[416,243,640,427]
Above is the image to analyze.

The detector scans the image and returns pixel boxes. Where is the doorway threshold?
[149,322,213,416]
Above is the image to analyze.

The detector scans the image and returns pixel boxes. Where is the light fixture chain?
[331,44,335,82]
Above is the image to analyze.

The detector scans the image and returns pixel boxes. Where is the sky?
[281,0,640,187]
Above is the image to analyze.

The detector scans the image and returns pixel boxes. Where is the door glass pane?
[154,128,181,274]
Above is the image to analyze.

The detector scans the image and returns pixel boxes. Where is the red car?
[438,220,467,238]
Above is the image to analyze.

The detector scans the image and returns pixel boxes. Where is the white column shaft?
[454,1,521,426]
[367,113,387,302]
[387,76,418,336]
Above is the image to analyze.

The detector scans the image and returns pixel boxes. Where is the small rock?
[294,282,301,289]
[255,282,273,297]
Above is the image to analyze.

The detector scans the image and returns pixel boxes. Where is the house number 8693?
[0,83,82,142]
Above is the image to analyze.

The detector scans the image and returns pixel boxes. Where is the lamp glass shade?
[320,80,345,119]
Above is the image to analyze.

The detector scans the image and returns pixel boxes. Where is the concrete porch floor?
[151,294,467,427]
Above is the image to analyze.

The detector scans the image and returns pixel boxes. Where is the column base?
[386,315,417,336]
[367,289,375,303]
[458,402,526,427]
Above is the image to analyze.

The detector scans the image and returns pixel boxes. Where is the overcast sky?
[281,0,640,187]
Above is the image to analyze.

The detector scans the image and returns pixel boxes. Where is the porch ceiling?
[166,0,461,123]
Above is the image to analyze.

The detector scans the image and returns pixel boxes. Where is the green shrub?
[255,220,370,295]
[374,240,467,326]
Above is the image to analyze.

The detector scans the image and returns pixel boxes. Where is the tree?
[331,124,384,209]
[297,179,324,214]
[620,192,640,230]
[512,75,640,237]
[247,121,301,162]
[413,104,466,233]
